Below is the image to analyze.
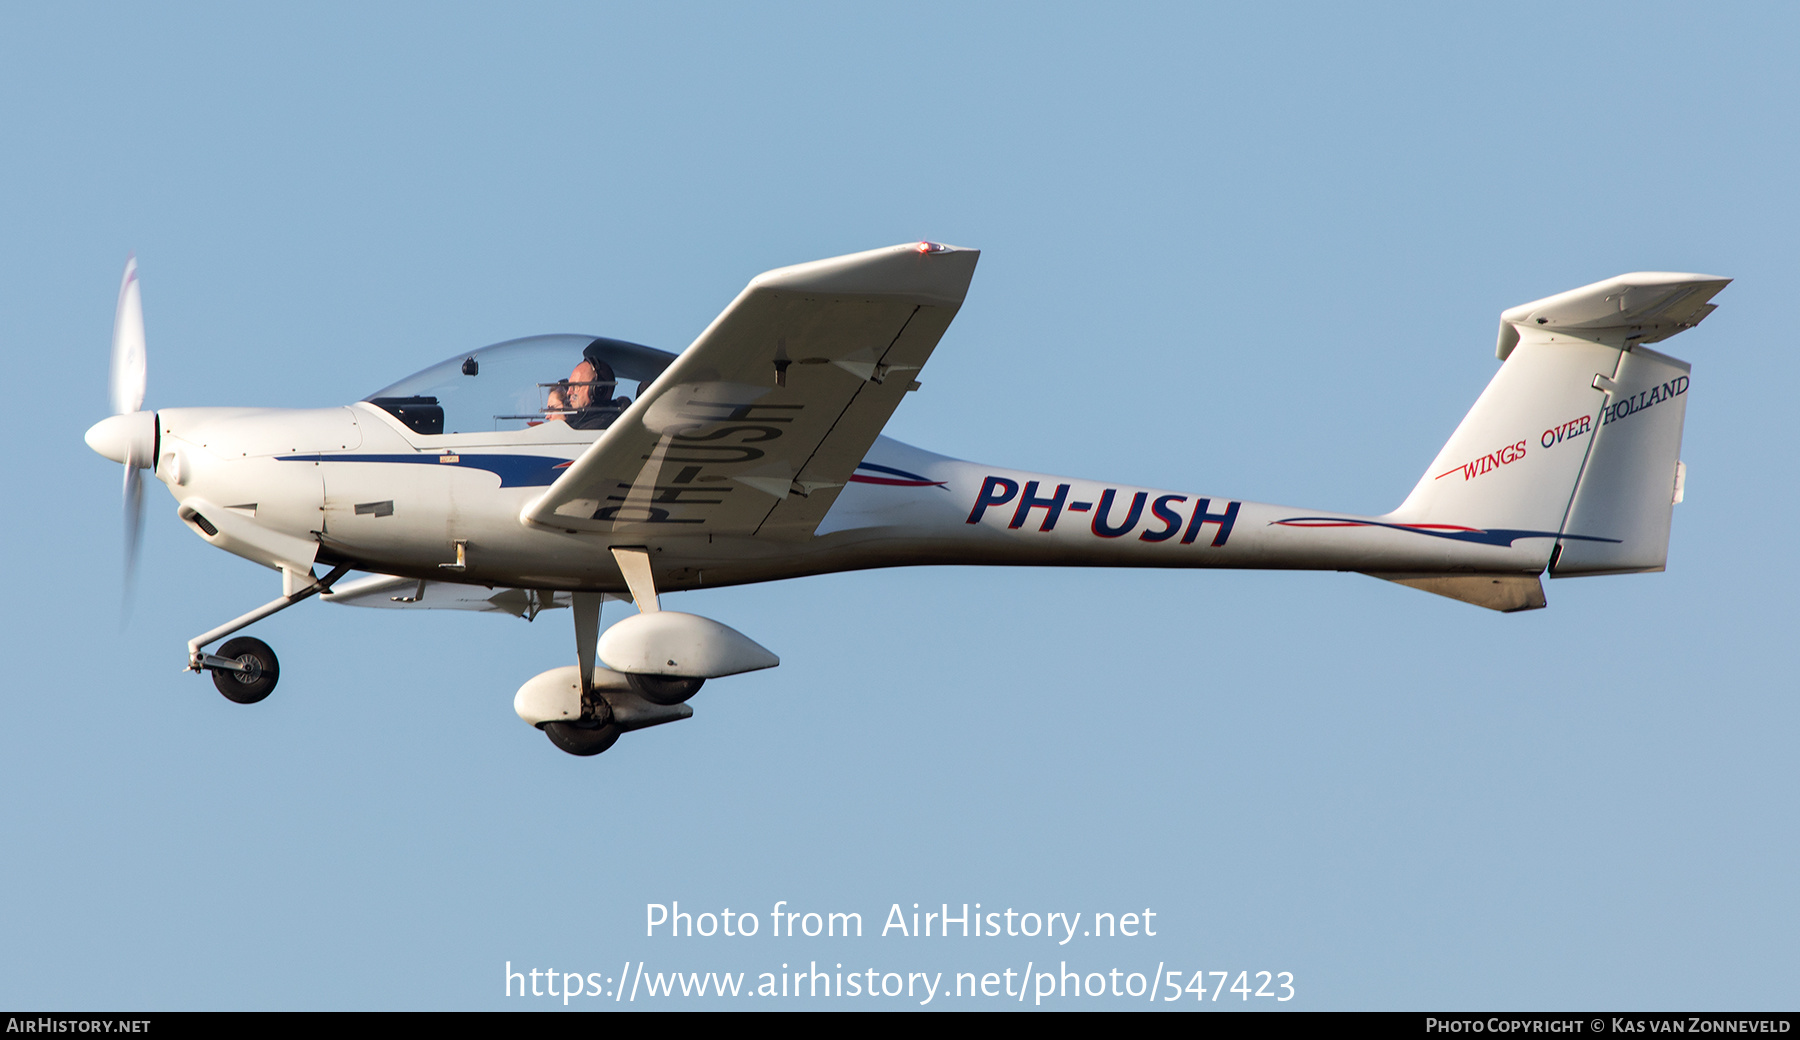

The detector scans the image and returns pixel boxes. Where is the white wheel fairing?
[597,612,779,679]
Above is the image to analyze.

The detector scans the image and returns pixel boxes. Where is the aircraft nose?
[86,411,156,466]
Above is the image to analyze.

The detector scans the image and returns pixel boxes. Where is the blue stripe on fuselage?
[1269,516,1621,547]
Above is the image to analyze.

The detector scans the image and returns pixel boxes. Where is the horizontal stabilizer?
[1496,272,1730,359]
[1363,572,1547,612]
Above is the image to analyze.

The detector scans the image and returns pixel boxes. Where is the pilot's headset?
[581,340,618,402]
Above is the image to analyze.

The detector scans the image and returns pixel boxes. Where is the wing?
[321,573,626,618]
[520,242,979,538]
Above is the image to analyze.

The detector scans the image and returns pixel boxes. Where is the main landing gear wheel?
[212,636,279,704]
[543,720,622,757]
[628,674,704,706]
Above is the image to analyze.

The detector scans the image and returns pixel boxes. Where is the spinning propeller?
[83,256,156,601]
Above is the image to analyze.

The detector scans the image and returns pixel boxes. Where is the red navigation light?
[915,241,948,254]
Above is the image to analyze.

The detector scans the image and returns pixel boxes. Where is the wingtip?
[748,242,979,306]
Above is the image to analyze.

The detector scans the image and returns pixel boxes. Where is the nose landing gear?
[185,563,349,704]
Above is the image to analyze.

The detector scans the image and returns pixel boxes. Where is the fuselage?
[149,401,1554,595]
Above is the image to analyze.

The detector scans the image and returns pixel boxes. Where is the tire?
[212,636,279,704]
[628,674,704,706]
[543,720,622,756]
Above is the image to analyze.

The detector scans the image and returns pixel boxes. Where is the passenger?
[544,379,572,422]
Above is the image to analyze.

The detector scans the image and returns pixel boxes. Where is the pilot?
[548,341,631,430]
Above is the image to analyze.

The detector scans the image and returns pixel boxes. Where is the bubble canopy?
[363,335,676,435]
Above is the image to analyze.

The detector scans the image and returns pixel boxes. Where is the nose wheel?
[210,636,280,704]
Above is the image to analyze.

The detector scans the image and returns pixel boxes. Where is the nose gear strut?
[186,563,351,696]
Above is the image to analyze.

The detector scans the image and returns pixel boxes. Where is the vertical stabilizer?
[1389,336,1617,553]
[1389,272,1727,577]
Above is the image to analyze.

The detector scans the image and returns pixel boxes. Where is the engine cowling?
[597,611,779,679]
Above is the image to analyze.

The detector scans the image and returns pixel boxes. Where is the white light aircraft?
[85,244,1728,756]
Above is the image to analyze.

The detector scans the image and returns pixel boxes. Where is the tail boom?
[803,444,1571,579]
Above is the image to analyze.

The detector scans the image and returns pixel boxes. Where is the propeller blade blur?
[123,461,144,602]
[110,255,146,416]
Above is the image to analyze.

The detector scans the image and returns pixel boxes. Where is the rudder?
[1550,345,1691,576]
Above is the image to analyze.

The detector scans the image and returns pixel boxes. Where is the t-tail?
[1373,271,1729,611]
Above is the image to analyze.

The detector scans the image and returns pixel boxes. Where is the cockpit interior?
[362,334,675,436]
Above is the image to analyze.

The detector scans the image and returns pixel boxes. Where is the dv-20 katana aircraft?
[84,244,1728,756]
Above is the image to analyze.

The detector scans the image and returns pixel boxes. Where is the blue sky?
[2,3,1795,1010]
